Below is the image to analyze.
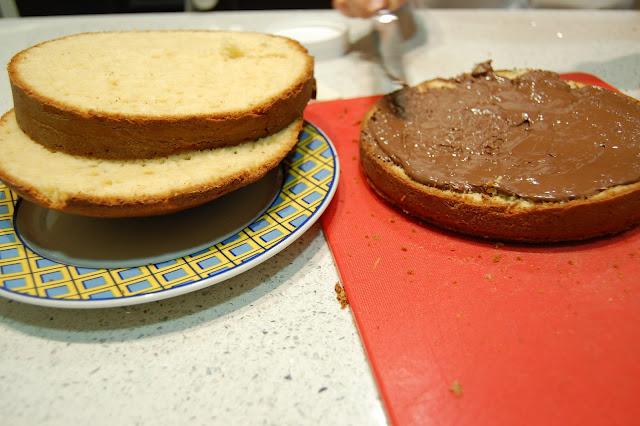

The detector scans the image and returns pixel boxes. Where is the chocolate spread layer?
[367,62,640,202]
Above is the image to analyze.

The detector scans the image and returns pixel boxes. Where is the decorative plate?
[0,121,338,308]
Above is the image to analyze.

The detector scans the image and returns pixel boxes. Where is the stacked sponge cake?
[0,31,315,217]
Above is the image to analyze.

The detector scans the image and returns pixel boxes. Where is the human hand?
[332,0,407,18]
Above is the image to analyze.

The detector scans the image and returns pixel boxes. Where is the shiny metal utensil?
[373,3,416,87]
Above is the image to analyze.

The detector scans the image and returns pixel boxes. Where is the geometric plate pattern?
[0,121,338,308]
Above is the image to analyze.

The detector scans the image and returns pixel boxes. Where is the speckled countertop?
[1,9,639,426]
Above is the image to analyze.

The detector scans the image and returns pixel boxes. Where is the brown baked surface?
[8,31,315,160]
[360,71,640,242]
[0,110,302,218]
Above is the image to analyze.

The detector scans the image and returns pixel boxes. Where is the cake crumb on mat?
[335,282,349,309]
[449,380,463,397]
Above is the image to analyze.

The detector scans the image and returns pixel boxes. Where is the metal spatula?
[373,3,417,87]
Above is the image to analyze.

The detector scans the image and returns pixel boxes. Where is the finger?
[360,0,406,17]
[332,0,355,17]
[363,0,386,15]
[386,0,407,11]
[333,0,370,17]
[336,0,386,18]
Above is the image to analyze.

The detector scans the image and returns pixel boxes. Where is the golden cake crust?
[8,31,315,159]
[0,110,302,217]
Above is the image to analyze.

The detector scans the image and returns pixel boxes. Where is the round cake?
[9,31,314,159]
[360,62,640,242]
[0,30,314,218]
[0,110,301,217]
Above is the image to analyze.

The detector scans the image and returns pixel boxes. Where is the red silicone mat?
[305,74,640,426]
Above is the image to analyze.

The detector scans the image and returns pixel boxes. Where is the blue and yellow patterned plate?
[0,121,338,308]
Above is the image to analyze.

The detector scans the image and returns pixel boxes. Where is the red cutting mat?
[305,73,640,426]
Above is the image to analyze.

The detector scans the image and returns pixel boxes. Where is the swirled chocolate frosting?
[366,62,640,202]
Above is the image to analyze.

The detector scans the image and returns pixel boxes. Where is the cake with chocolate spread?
[360,62,640,242]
